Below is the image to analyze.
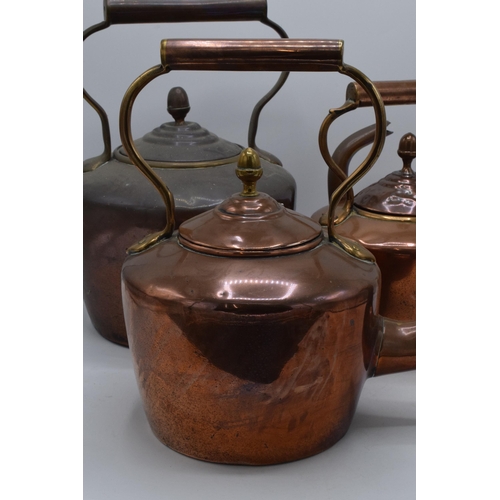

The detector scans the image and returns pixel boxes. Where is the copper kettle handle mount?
[84,0,289,172]
[119,39,387,255]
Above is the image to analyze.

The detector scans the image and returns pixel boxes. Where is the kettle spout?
[373,317,416,377]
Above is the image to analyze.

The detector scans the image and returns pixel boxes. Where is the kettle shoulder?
[122,238,379,308]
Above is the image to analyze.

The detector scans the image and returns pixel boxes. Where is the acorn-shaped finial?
[397,133,416,175]
[167,87,190,124]
[236,148,263,197]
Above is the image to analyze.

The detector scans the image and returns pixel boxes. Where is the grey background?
[83,0,416,217]
[83,1,416,498]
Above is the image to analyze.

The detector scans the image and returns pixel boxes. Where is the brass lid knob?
[397,132,416,175]
[167,86,191,124]
[353,132,416,217]
[116,86,242,165]
[178,147,321,257]
[236,148,263,197]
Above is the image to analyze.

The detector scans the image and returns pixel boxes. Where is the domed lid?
[179,149,322,257]
[115,87,243,167]
[354,133,416,217]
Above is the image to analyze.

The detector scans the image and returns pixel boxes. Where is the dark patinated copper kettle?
[313,80,416,321]
[83,1,295,346]
[119,39,416,465]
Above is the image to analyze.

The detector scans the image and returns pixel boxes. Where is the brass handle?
[83,20,113,173]
[119,65,174,254]
[325,124,392,199]
[160,39,344,71]
[84,1,289,171]
[104,0,268,24]
[119,39,385,255]
[326,79,416,198]
[318,66,387,254]
[346,80,416,107]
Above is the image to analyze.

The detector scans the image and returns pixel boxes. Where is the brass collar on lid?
[115,87,243,168]
[179,149,323,257]
[354,133,416,217]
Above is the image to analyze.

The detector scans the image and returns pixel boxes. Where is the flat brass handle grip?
[105,0,268,24]
[161,39,344,71]
[346,80,416,107]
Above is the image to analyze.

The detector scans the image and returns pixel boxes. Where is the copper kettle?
[313,80,416,321]
[83,0,296,346]
[119,39,416,465]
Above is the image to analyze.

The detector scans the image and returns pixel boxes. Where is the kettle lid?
[115,87,243,167]
[179,149,322,257]
[354,133,416,217]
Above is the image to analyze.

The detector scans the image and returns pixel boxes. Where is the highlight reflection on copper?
[219,279,297,301]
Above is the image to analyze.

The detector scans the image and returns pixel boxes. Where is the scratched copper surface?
[122,238,381,464]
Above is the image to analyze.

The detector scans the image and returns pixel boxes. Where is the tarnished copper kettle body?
[313,80,416,321]
[83,1,295,346]
[119,39,416,465]
[83,88,295,346]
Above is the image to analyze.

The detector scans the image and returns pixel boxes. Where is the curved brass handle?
[83,0,289,172]
[119,39,384,256]
[318,65,387,254]
[119,65,175,253]
[83,20,112,173]
[325,123,393,201]
[326,79,416,197]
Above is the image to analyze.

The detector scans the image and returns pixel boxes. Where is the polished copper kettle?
[313,80,416,321]
[83,0,295,346]
[119,39,416,465]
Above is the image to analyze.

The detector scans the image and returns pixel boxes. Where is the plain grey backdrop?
[83,1,416,498]
[83,0,416,217]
